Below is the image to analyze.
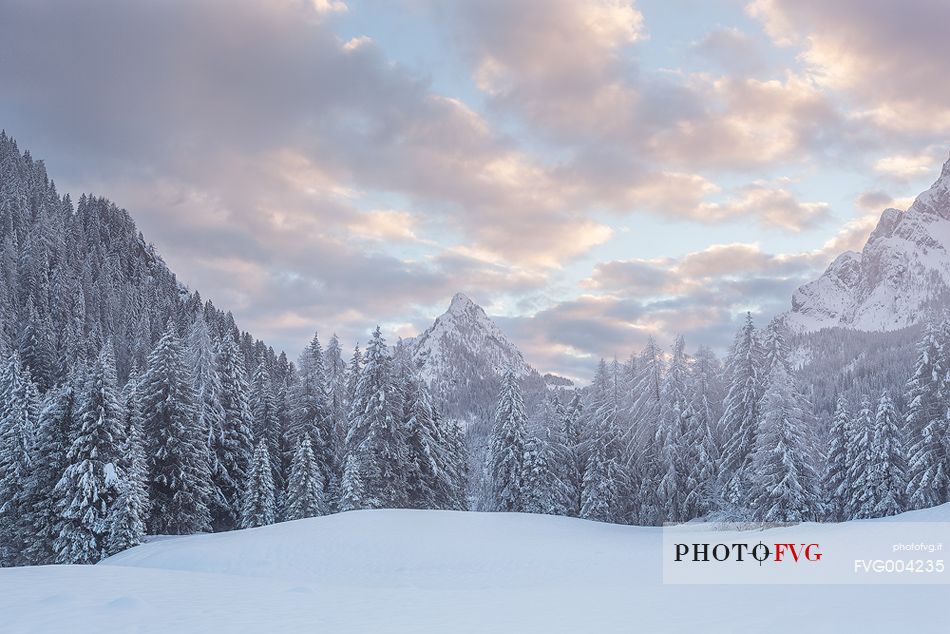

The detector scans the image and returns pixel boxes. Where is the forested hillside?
[1,133,949,569]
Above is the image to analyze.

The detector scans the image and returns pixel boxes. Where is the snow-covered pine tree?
[345,343,363,406]
[324,333,348,485]
[17,297,55,391]
[212,330,254,530]
[718,313,764,510]
[402,369,460,510]
[487,368,529,512]
[186,314,227,507]
[681,345,721,520]
[903,322,950,510]
[690,345,724,442]
[846,398,874,519]
[0,352,39,566]
[521,433,555,515]
[628,339,664,447]
[442,417,469,511]
[241,440,277,528]
[338,452,365,512]
[345,327,407,509]
[821,397,851,521]
[580,441,614,522]
[626,343,664,524]
[655,336,692,522]
[867,392,906,518]
[106,373,149,555]
[53,344,125,564]
[24,381,77,564]
[286,333,336,505]
[581,360,615,521]
[250,358,283,494]
[141,326,212,535]
[749,361,818,523]
[560,392,584,517]
[535,394,571,516]
[284,436,326,520]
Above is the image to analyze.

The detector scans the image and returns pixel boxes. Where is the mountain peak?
[941,151,950,181]
[910,150,950,220]
[448,292,478,312]
[786,152,950,332]
[408,293,534,395]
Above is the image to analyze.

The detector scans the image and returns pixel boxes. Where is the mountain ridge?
[786,152,950,332]
[407,292,534,384]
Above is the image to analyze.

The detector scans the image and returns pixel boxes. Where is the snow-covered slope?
[408,293,533,384]
[2,506,948,633]
[787,153,950,332]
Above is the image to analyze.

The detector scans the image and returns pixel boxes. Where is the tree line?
[485,316,950,526]
[0,322,469,566]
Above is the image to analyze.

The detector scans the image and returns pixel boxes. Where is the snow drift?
[2,506,949,633]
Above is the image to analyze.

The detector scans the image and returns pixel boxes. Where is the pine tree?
[24,382,77,564]
[904,322,950,509]
[521,434,552,515]
[560,393,584,517]
[587,359,629,522]
[442,418,469,511]
[402,371,438,509]
[250,358,283,493]
[867,392,906,518]
[241,440,277,528]
[0,353,38,566]
[487,368,528,512]
[186,315,227,515]
[338,452,364,512]
[346,327,407,509]
[846,399,875,519]
[107,374,149,555]
[580,441,614,522]
[749,362,818,523]
[141,327,212,535]
[655,336,691,522]
[286,333,336,505]
[284,436,325,521]
[53,345,125,564]
[682,348,720,520]
[324,333,348,492]
[17,298,54,391]
[212,331,254,530]
[822,397,851,521]
[625,344,663,524]
[718,313,764,509]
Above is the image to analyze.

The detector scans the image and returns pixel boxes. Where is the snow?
[787,155,950,333]
[408,292,533,384]
[2,506,949,633]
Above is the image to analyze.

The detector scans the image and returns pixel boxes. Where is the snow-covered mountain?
[408,293,534,384]
[404,292,543,421]
[786,153,950,332]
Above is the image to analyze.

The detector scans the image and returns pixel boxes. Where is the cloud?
[698,180,830,231]
[873,150,944,183]
[431,0,853,177]
[747,0,950,136]
[691,27,770,76]
[856,190,896,213]
[3,0,933,380]
[312,0,348,15]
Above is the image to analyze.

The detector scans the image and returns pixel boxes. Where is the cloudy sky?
[2,0,949,380]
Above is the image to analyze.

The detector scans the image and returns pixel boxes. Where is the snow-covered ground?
[2,506,948,633]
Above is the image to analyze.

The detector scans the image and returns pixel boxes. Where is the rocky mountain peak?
[408,293,534,387]
[786,152,950,332]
